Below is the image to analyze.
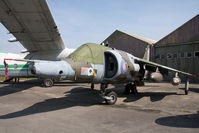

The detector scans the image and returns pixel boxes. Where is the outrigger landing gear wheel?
[105,91,117,105]
[185,77,189,95]
[185,90,188,95]
[43,78,54,87]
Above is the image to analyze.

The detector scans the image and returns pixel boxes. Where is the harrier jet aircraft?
[13,43,193,104]
[0,0,194,105]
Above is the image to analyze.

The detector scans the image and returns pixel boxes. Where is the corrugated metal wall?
[155,43,199,82]
[154,14,199,83]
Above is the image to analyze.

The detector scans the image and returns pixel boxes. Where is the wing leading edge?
[0,0,65,52]
[134,57,194,77]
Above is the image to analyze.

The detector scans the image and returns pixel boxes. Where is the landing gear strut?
[43,78,54,87]
[124,83,138,95]
[100,83,117,105]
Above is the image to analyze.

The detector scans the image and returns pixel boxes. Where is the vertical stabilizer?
[143,44,150,61]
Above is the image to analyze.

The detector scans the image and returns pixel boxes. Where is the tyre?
[105,91,117,105]
[130,84,138,94]
[185,90,188,95]
[43,79,54,87]
[91,83,94,90]
[123,84,131,94]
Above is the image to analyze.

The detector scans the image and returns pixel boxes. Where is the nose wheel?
[100,83,117,105]
[105,91,117,105]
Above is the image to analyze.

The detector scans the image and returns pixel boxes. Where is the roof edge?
[155,14,199,46]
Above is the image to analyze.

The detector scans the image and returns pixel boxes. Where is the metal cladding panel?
[102,30,156,59]
[102,30,156,45]
[153,15,199,82]
[155,14,199,47]
[154,43,199,83]
[0,0,65,52]
[111,34,148,58]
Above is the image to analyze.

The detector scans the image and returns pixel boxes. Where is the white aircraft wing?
[134,57,195,77]
[0,0,65,52]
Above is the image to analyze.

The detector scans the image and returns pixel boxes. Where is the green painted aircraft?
[15,42,193,105]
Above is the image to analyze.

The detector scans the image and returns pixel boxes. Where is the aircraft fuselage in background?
[0,48,75,78]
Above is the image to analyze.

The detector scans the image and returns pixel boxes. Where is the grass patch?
[0,76,38,81]
[0,77,5,81]
[180,110,192,113]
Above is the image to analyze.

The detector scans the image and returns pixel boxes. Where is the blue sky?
[0,0,198,53]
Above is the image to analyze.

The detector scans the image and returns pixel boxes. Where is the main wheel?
[91,83,94,90]
[43,79,54,87]
[130,84,138,94]
[123,84,131,94]
[105,91,117,105]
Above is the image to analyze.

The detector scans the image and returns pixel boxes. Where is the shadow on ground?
[0,87,103,119]
[122,92,183,103]
[155,111,199,128]
[179,88,199,94]
[0,79,42,96]
[112,86,183,103]
[0,79,88,97]
[0,82,186,119]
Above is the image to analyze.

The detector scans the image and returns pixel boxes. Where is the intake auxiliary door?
[104,52,118,79]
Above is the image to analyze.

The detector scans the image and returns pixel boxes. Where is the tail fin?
[143,45,150,61]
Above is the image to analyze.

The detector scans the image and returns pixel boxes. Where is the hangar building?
[154,14,199,82]
[102,15,199,83]
[101,30,156,59]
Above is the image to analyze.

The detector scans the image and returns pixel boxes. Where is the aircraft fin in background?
[143,45,150,61]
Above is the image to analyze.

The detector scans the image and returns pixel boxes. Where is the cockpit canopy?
[68,43,110,64]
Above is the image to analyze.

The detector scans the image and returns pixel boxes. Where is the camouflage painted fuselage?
[65,43,110,83]
[64,43,141,84]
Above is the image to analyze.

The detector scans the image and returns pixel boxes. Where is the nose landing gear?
[100,83,117,105]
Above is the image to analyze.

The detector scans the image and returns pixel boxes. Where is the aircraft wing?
[134,57,194,77]
[0,0,65,52]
